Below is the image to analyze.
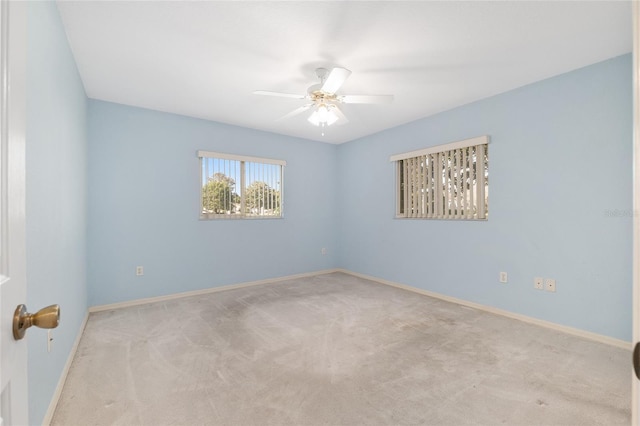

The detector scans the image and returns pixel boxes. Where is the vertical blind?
[198,151,285,219]
[390,136,489,220]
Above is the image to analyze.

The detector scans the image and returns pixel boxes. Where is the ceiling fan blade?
[254,90,307,100]
[277,103,314,121]
[321,67,351,94]
[329,105,349,124]
[338,95,394,104]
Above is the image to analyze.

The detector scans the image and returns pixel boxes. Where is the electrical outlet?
[321,248,327,255]
[136,266,144,276]
[545,278,556,293]
[499,272,508,283]
[534,277,544,290]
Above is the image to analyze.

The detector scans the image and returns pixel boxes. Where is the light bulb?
[308,111,320,126]
[308,104,340,127]
[326,109,339,126]
[317,105,329,122]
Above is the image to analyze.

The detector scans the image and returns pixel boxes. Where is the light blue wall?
[22,3,632,421]
[26,1,88,424]
[89,56,632,341]
[87,101,338,306]
[23,17,633,418]
[337,54,633,341]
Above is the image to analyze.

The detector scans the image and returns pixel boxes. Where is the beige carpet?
[51,272,630,425]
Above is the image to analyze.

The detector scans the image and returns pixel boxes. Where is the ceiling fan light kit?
[308,104,339,127]
[254,66,393,129]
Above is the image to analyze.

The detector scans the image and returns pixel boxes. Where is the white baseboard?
[89,267,631,349]
[89,269,341,313]
[42,311,89,426]
[44,267,628,425]
[337,269,631,351]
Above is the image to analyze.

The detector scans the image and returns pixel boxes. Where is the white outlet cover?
[534,277,544,290]
[545,278,556,292]
[499,272,508,283]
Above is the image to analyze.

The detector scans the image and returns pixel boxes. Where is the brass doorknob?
[13,304,60,340]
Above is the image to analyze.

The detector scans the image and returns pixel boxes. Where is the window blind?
[198,151,285,219]
[391,136,489,220]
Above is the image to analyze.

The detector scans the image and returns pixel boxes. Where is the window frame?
[198,150,286,220]
[389,136,489,221]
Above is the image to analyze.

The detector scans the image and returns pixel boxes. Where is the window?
[390,136,489,220]
[198,151,285,219]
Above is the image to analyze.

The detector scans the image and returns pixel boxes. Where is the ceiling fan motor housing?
[315,67,329,82]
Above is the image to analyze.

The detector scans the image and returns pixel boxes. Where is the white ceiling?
[56,1,632,144]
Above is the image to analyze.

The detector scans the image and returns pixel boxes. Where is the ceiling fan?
[254,67,393,128]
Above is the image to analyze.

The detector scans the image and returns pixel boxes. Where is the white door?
[0,1,28,425]
[634,1,640,425]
